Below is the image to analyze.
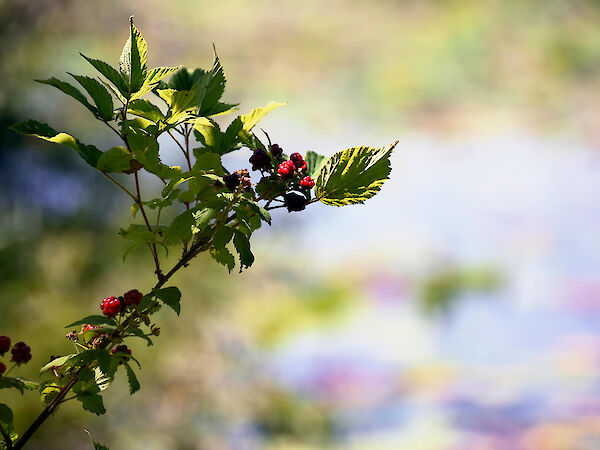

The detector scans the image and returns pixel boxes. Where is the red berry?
[11,342,31,364]
[300,176,315,188]
[277,160,295,178]
[290,152,303,162]
[100,296,121,317]
[0,362,5,376]
[81,324,97,333]
[123,289,143,306]
[0,336,10,355]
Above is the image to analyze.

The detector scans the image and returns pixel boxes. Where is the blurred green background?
[3,0,600,449]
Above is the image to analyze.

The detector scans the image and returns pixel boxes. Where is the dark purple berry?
[0,336,10,355]
[270,144,283,158]
[249,149,271,171]
[11,341,32,364]
[284,192,309,212]
[123,289,143,306]
[223,173,240,190]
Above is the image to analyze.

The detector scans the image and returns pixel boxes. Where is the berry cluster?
[223,169,252,192]
[11,342,32,364]
[111,344,132,355]
[0,336,33,373]
[100,289,144,317]
[101,296,121,317]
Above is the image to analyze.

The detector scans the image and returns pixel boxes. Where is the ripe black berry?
[270,143,283,158]
[0,336,10,355]
[11,341,32,364]
[249,149,271,171]
[111,344,132,356]
[284,191,309,212]
[223,173,240,190]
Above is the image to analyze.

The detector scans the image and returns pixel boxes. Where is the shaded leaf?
[35,77,95,115]
[68,73,114,120]
[77,392,106,415]
[153,286,181,315]
[80,53,129,98]
[233,230,254,271]
[305,150,327,178]
[210,246,235,273]
[124,363,140,394]
[66,315,117,328]
[10,120,102,167]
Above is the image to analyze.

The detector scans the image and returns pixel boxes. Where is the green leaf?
[66,315,117,328]
[210,246,235,272]
[163,208,196,245]
[130,66,180,101]
[156,88,198,125]
[198,51,227,116]
[0,377,38,394]
[40,354,77,374]
[233,230,254,271]
[0,404,13,426]
[255,176,286,200]
[305,150,327,178]
[68,74,114,120]
[77,392,106,415]
[124,363,140,395]
[239,101,286,132]
[125,128,160,174]
[128,328,153,346]
[153,286,181,315]
[193,118,222,153]
[10,120,102,167]
[120,17,148,93]
[96,146,134,173]
[39,381,62,407]
[315,142,397,206]
[80,54,129,98]
[128,99,165,123]
[212,227,234,248]
[35,77,95,115]
[193,152,224,174]
[93,442,110,450]
[243,200,271,225]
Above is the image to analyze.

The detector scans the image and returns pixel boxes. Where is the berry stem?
[3,362,17,376]
[0,421,12,449]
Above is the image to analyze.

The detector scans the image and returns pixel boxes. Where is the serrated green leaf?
[93,441,110,450]
[243,200,271,225]
[124,363,140,395]
[40,354,77,374]
[198,51,226,116]
[66,315,117,328]
[96,146,133,173]
[193,118,222,153]
[0,377,38,394]
[128,99,165,123]
[163,208,196,245]
[178,190,195,203]
[156,88,198,125]
[128,328,153,346]
[10,120,102,167]
[233,230,254,271]
[239,101,286,133]
[130,66,180,101]
[212,227,234,248]
[77,392,106,415]
[80,53,129,98]
[35,77,96,115]
[305,150,327,178]
[210,246,235,272]
[193,152,224,174]
[68,74,114,120]
[153,286,181,315]
[315,142,397,206]
[255,176,286,200]
[125,128,160,174]
[120,18,147,93]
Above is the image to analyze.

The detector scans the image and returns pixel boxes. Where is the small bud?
[151,325,161,336]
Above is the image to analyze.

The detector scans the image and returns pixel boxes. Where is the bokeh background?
[2,0,600,448]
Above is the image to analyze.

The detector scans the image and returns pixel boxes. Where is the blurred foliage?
[419,265,502,315]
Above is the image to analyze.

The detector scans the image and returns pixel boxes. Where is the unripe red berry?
[278,160,295,178]
[123,289,143,306]
[11,341,31,364]
[100,296,121,317]
[0,336,10,355]
[300,176,315,189]
[0,362,5,376]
